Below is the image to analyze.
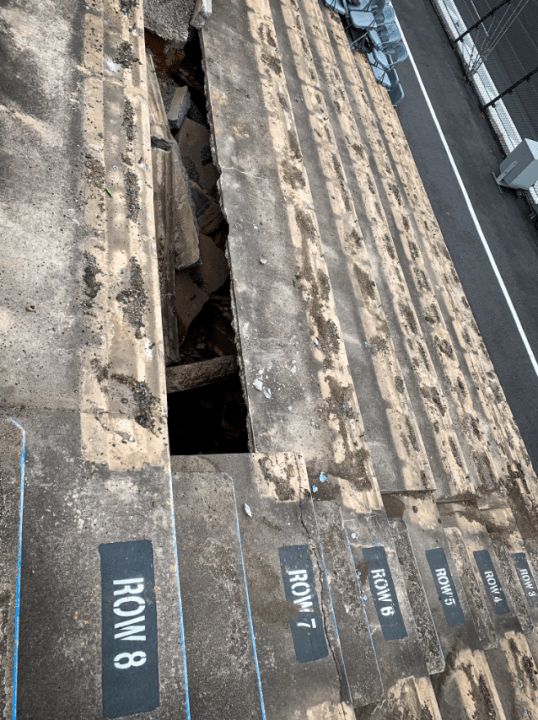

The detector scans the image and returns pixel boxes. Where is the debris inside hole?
[146,28,249,455]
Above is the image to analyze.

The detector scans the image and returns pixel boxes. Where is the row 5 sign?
[100,541,160,718]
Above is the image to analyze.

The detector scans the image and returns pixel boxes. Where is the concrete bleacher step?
[286,0,485,502]
[333,481,444,684]
[382,494,513,717]
[306,0,538,514]
[387,493,538,718]
[479,502,538,631]
[386,517,447,674]
[172,453,457,717]
[7,0,191,714]
[521,536,538,625]
[346,56,531,477]
[201,0,538,715]
[442,524,498,650]
[440,509,538,717]
[519,537,538,675]
[172,453,364,718]
[201,0,383,516]
[439,500,538,717]
[14,416,190,720]
[441,500,537,635]
[5,0,538,713]
[325,6,538,512]
[384,494,482,654]
[267,0,435,496]
[310,501,384,707]
[173,471,265,719]
[357,676,443,720]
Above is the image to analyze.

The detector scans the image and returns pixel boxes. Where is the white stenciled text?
[288,569,317,629]
[517,565,537,596]
[371,568,396,616]
[435,568,457,606]
[112,578,147,669]
[483,570,504,603]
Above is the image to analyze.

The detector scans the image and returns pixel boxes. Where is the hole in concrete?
[167,376,249,455]
[146,29,249,455]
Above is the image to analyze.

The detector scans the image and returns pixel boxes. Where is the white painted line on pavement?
[395,16,538,379]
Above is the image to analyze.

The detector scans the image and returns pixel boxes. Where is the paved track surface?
[394,0,538,474]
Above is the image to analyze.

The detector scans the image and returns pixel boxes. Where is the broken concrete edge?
[167,86,191,131]
[179,118,219,193]
[173,231,229,337]
[190,0,212,30]
[172,140,201,237]
[152,145,181,364]
[144,0,212,47]
[170,144,201,269]
[194,40,233,384]
[189,180,223,234]
[145,16,187,47]
[228,263,255,454]
[144,0,193,49]
[199,32,222,180]
[166,355,237,392]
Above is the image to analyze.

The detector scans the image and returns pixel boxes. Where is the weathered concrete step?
[440,513,538,715]
[479,502,537,633]
[267,0,435,496]
[311,501,384,707]
[388,495,538,718]
[15,412,189,719]
[385,495,515,719]
[383,494,481,654]
[172,453,358,718]
[290,0,488,503]
[521,537,538,625]
[440,502,535,638]
[201,0,382,514]
[387,517,446,675]
[356,676,443,720]
[442,524,498,650]
[348,17,538,513]
[354,54,533,483]
[331,481,445,681]
[431,646,510,720]
[81,0,169,470]
[5,0,189,713]
[311,0,538,512]
[518,537,538,692]
[488,631,538,720]
[172,472,265,719]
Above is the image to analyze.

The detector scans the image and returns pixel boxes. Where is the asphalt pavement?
[392,0,538,475]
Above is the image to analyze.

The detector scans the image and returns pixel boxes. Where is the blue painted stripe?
[167,466,191,720]
[9,418,26,720]
[227,474,267,720]
[343,529,381,677]
[311,503,354,705]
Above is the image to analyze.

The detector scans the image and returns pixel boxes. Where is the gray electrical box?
[496,138,538,190]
